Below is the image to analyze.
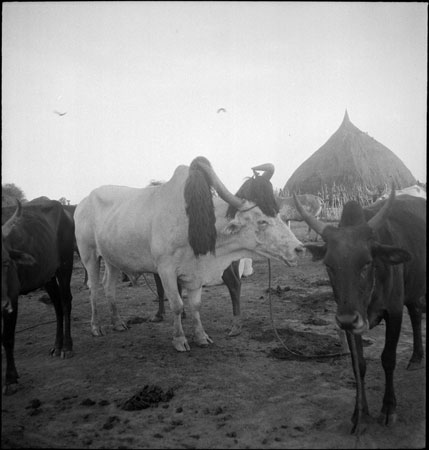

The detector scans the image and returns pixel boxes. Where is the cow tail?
[184,157,217,256]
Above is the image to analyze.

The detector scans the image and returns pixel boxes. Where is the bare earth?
[1,223,426,449]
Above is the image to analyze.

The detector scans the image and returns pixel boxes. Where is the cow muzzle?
[281,243,305,267]
[335,312,369,335]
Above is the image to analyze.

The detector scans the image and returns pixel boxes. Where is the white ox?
[74,157,304,352]
[277,194,324,241]
[378,184,426,201]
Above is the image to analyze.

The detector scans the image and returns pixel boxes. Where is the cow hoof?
[49,348,61,357]
[113,323,129,332]
[377,412,397,427]
[407,359,424,371]
[351,421,368,436]
[3,384,18,396]
[351,410,373,435]
[61,350,74,359]
[149,314,164,323]
[228,324,242,337]
[195,334,214,347]
[173,337,190,352]
[91,327,104,337]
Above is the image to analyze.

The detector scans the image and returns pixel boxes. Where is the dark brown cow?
[1,200,75,394]
[294,189,426,434]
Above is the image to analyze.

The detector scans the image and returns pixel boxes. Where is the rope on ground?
[15,294,89,334]
[267,258,348,359]
[16,320,57,333]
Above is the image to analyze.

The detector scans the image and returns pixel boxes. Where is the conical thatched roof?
[285,111,416,196]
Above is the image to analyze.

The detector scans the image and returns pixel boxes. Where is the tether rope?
[349,331,364,442]
[267,258,349,359]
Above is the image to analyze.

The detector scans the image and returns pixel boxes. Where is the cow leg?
[2,301,19,395]
[346,333,370,434]
[150,274,185,322]
[103,262,128,332]
[56,260,74,358]
[157,270,189,351]
[84,254,104,336]
[44,278,68,357]
[222,261,242,336]
[337,329,349,354]
[405,301,424,370]
[186,286,213,347]
[83,266,88,287]
[150,273,166,322]
[178,283,186,319]
[378,313,402,426]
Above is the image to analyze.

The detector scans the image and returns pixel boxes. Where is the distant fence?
[320,207,342,222]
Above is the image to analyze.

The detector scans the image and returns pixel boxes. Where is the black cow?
[294,189,426,434]
[1,199,75,394]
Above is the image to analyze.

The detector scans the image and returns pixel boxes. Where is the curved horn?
[367,182,396,230]
[293,193,327,237]
[364,184,376,196]
[193,158,245,210]
[251,163,275,180]
[2,200,22,237]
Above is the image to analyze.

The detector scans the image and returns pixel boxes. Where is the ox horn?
[251,163,275,180]
[194,158,245,210]
[2,200,22,237]
[364,184,377,196]
[293,192,327,237]
[367,182,396,230]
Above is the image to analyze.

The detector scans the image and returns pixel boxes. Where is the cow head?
[293,185,411,334]
[184,157,304,266]
[2,202,36,313]
[223,204,304,266]
[223,166,303,266]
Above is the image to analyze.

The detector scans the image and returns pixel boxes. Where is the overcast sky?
[2,2,427,204]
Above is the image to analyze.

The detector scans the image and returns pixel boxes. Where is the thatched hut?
[284,111,416,208]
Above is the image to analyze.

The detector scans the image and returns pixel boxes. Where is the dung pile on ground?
[120,385,174,411]
[265,285,291,296]
[253,328,345,362]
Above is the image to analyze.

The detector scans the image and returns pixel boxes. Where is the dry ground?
[1,223,426,449]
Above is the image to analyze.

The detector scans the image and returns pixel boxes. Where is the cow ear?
[223,219,244,235]
[10,250,36,266]
[372,243,412,265]
[304,243,327,261]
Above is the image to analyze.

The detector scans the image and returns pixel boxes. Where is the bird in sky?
[217,108,226,114]
[54,110,67,116]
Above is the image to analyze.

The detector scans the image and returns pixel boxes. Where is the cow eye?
[257,219,269,228]
[360,262,372,277]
